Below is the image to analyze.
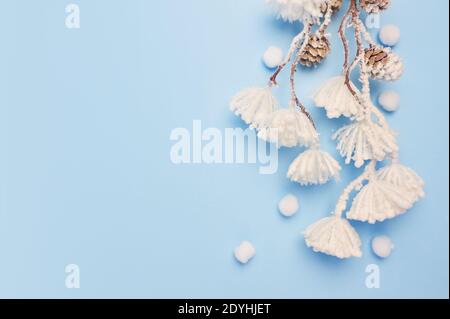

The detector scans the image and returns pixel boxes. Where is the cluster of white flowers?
[266,0,327,23]
[303,0,424,259]
[230,0,423,262]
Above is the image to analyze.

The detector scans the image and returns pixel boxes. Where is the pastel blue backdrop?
[0,0,448,298]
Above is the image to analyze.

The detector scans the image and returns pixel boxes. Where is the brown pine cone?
[365,46,389,69]
[299,35,331,67]
[320,0,343,14]
[360,0,390,14]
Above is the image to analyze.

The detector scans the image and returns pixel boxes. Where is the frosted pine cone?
[299,34,331,67]
[360,0,390,14]
[320,0,343,14]
[365,46,403,81]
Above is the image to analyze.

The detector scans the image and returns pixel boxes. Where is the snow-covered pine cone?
[320,0,343,14]
[365,46,403,81]
[360,0,390,14]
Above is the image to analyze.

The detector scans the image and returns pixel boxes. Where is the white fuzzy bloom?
[288,149,341,185]
[304,215,362,259]
[379,24,401,47]
[376,163,425,202]
[258,108,319,148]
[372,235,395,258]
[267,0,326,23]
[278,194,299,217]
[230,87,277,129]
[313,76,362,118]
[369,51,404,81]
[347,179,418,224]
[234,241,256,264]
[333,120,398,168]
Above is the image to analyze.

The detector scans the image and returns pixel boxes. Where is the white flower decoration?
[258,107,319,148]
[313,76,362,118]
[376,163,425,201]
[304,215,362,259]
[267,0,326,23]
[333,120,398,168]
[347,179,418,224]
[230,87,277,129]
[288,149,341,185]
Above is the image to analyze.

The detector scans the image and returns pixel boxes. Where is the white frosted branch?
[334,160,376,218]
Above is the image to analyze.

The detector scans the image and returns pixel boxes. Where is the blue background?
[0,0,448,298]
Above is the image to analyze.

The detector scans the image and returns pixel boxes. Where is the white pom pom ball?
[234,241,256,264]
[263,46,283,69]
[378,91,400,112]
[379,24,401,47]
[372,236,394,258]
[278,194,299,217]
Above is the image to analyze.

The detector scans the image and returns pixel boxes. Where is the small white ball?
[262,46,283,69]
[379,24,401,47]
[378,91,400,112]
[278,194,299,217]
[234,241,256,264]
[372,236,395,258]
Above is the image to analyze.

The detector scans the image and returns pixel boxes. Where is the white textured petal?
[230,87,277,129]
[288,149,341,185]
[376,163,425,201]
[333,120,398,168]
[266,0,326,23]
[258,108,319,148]
[347,179,418,224]
[313,76,362,118]
[304,215,362,259]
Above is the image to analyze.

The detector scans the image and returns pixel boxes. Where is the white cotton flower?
[347,179,418,224]
[304,215,362,259]
[333,120,398,168]
[258,107,319,148]
[234,241,256,264]
[267,0,326,23]
[278,194,299,217]
[376,163,425,201]
[313,76,362,118]
[230,87,277,129]
[372,236,395,258]
[288,149,341,185]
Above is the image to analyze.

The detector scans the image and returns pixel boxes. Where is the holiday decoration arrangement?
[230,0,425,259]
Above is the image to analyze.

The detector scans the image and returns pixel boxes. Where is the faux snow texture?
[313,76,362,118]
[288,149,341,185]
[333,120,398,168]
[368,51,404,81]
[347,179,417,224]
[230,87,277,129]
[376,163,425,201]
[266,0,327,23]
[258,108,319,148]
[304,215,362,259]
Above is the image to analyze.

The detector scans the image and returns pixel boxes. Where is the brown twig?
[339,0,359,96]
[289,25,316,129]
